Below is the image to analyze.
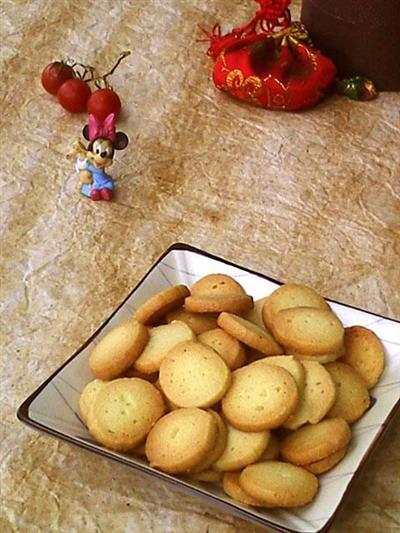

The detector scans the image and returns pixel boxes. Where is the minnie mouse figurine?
[70,113,129,201]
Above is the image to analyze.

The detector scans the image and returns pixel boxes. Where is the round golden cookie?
[292,348,344,364]
[283,360,336,430]
[326,362,370,423]
[134,320,195,374]
[191,470,223,483]
[192,411,228,472]
[262,283,330,332]
[145,408,217,474]
[154,379,179,412]
[198,328,246,370]
[88,378,165,452]
[272,307,344,355]
[185,294,254,315]
[159,341,231,408]
[251,356,305,395]
[342,326,385,389]
[223,472,265,507]
[259,432,280,461]
[304,446,348,475]
[240,461,319,508]
[166,308,218,334]
[191,274,247,297]
[89,320,149,380]
[222,364,298,431]
[79,379,107,426]
[134,285,190,325]
[243,297,269,329]
[280,417,351,465]
[186,273,253,315]
[213,423,270,471]
[217,312,283,355]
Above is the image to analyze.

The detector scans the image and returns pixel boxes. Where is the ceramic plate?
[18,243,400,533]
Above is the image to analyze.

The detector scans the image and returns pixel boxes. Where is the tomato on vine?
[87,89,122,121]
[41,62,75,95]
[57,79,92,113]
[41,51,130,115]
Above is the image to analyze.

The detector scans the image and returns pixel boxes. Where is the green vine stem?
[64,51,131,88]
[93,51,131,89]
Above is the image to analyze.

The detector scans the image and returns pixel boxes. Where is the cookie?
[185,294,254,315]
[326,362,370,423]
[192,411,228,472]
[88,378,165,452]
[217,312,283,355]
[262,283,329,331]
[213,423,270,471]
[134,320,195,374]
[223,472,265,507]
[134,285,190,325]
[159,341,231,408]
[166,308,218,334]
[79,379,107,425]
[191,274,247,297]
[191,470,223,483]
[251,356,305,394]
[89,320,149,380]
[222,363,298,431]
[304,446,348,475]
[243,297,269,329]
[293,348,344,364]
[145,408,217,474]
[272,307,344,355]
[259,432,280,461]
[185,274,253,315]
[342,326,385,389]
[283,360,336,430]
[154,379,179,411]
[280,418,351,465]
[198,328,246,370]
[240,461,318,507]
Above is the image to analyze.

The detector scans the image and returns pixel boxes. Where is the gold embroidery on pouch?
[243,76,263,99]
[219,51,230,73]
[226,69,245,89]
[224,70,263,102]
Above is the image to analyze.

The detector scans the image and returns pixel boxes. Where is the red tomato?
[57,79,92,113]
[87,89,122,121]
[41,62,75,95]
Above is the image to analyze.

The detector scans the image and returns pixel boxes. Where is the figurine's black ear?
[114,132,129,150]
[82,125,90,141]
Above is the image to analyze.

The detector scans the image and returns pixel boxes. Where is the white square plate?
[18,243,400,533]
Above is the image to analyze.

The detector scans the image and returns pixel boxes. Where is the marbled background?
[1,0,399,532]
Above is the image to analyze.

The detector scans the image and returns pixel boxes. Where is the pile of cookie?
[80,275,385,509]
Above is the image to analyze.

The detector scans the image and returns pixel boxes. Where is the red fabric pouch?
[202,1,337,111]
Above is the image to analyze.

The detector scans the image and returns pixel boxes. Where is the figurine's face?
[87,138,114,169]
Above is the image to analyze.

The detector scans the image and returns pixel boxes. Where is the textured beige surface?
[1,0,400,532]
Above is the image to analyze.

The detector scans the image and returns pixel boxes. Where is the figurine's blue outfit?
[80,162,114,197]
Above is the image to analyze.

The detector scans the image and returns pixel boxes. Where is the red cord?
[202,0,292,58]
[256,0,291,24]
